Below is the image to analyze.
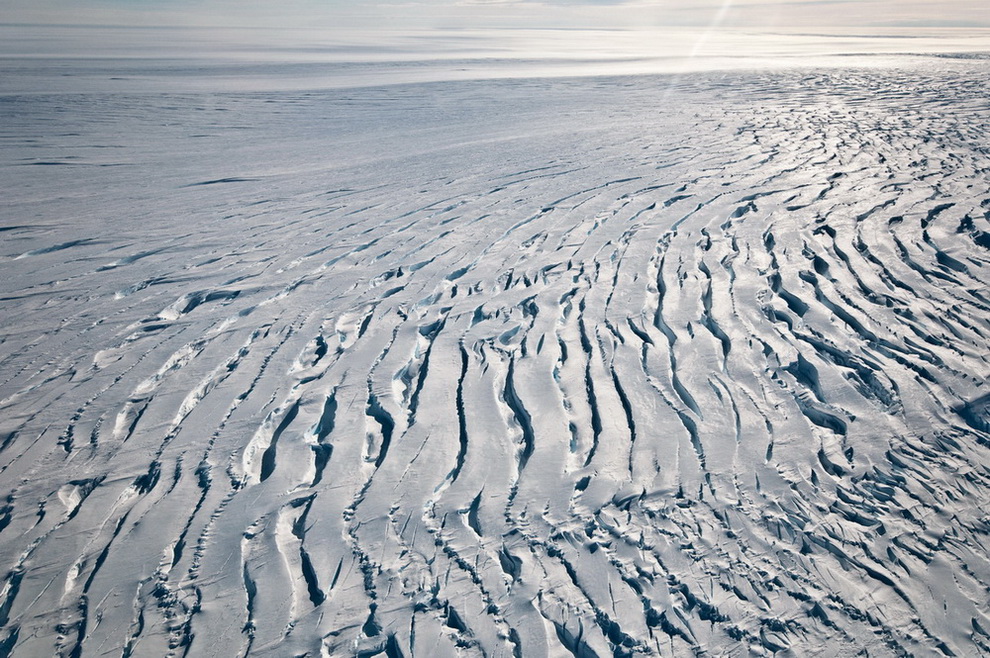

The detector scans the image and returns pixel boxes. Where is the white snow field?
[2,27,990,657]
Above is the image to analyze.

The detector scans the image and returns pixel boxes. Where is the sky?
[4,0,989,30]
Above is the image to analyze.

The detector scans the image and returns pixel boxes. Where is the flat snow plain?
[2,26,990,657]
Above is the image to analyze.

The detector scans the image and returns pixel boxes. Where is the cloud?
[2,0,987,29]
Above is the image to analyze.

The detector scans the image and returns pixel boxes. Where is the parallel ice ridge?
[1,65,990,656]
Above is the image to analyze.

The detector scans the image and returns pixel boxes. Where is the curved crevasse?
[0,65,989,656]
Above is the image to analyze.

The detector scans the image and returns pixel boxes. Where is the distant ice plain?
[2,24,990,657]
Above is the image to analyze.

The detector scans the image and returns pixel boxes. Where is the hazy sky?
[5,0,989,30]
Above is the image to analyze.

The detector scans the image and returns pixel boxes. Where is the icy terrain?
[2,31,990,657]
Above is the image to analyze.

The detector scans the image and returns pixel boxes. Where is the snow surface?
[2,28,990,657]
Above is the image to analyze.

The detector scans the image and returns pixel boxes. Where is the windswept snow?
[2,42,990,657]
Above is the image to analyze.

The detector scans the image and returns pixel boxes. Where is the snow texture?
[2,47,990,657]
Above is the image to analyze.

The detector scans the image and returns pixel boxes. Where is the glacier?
[2,26,990,657]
